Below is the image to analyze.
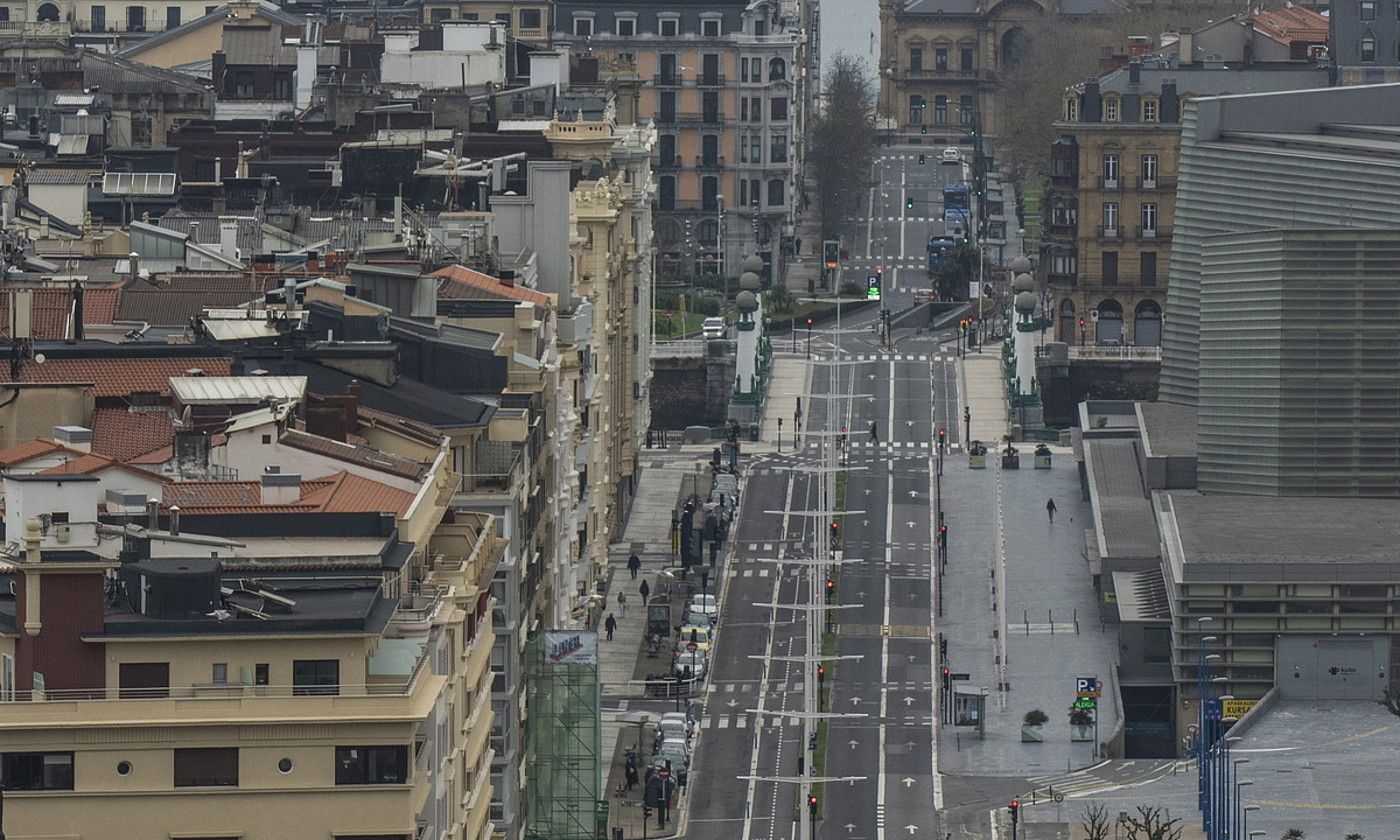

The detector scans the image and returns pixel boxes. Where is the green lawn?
[652,311,707,339]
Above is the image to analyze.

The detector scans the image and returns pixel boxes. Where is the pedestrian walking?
[604,613,617,641]
[617,590,628,616]
[1046,498,1057,523]
[639,579,651,605]
[625,757,639,790]
[869,421,878,443]
[628,553,641,580]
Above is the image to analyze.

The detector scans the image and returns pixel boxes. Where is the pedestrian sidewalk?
[959,347,1009,445]
[759,352,811,448]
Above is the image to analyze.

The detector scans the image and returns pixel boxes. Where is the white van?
[702,317,726,339]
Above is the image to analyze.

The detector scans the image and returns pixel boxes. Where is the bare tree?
[1122,805,1183,840]
[1081,803,1112,840]
[809,53,876,241]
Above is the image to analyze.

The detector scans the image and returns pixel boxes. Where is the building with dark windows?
[1330,0,1400,84]
[1045,54,1326,346]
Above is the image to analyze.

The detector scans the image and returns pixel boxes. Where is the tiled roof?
[357,405,446,447]
[25,170,93,185]
[30,449,168,482]
[280,428,428,480]
[128,432,227,465]
[0,439,64,468]
[1253,6,1328,46]
[432,264,553,307]
[0,288,121,340]
[0,357,233,398]
[90,407,174,461]
[116,289,258,326]
[166,471,414,516]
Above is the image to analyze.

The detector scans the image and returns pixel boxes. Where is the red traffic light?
[938,428,946,438]
[1009,799,1019,808]
[941,666,950,677]
[1079,318,1086,327]
[808,795,819,806]
[939,524,948,534]
[806,317,814,326]
[817,666,826,678]
[825,579,835,591]
[830,522,839,532]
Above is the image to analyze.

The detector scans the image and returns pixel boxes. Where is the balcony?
[696,74,726,88]
[903,67,995,82]
[655,112,723,127]
[1068,345,1162,362]
[1099,225,1122,240]
[1047,272,1077,288]
[1099,176,1120,189]
[1046,222,1078,239]
[653,74,682,87]
[695,155,725,170]
[654,154,682,170]
[1137,226,1171,240]
[0,20,69,38]
[1139,177,1175,190]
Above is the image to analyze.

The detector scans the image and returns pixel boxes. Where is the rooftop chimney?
[169,505,181,536]
[260,470,302,505]
[53,425,92,453]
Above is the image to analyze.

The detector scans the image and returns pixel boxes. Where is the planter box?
[1034,454,1052,469]
[1021,725,1044,743]
[1070,724,1095,742]
[968,453,986,470]
[1002,454,1020,469]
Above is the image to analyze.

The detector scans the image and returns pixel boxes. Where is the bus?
[943,183,971,238]
[927,237,955,273]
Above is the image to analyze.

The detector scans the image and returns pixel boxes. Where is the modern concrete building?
[1159,83,1400,406]
[1045,57,1327,346]
[1330,0,1400,84]
[553,0,802,280]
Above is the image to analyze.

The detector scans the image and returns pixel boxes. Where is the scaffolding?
[524,630,604,840]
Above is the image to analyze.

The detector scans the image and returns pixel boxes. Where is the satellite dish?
[33,353,45,364]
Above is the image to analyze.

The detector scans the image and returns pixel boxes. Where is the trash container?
[749,423,759,442]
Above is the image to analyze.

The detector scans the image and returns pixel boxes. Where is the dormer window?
[1104,96,1120,122]
[1064,97,1078,122]
[701,16,721,37]
[658,15,679,37]
[1142,97,1158,122]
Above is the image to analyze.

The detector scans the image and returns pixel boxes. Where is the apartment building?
[0,393,500,839]
[1331,0,1400,84]
[554,0,799,280]
[1045,57,1326,346]
[418,0,551,43]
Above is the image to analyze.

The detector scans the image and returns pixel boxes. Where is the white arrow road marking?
[902,777,915,788]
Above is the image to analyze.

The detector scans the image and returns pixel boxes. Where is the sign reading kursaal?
[545,630,598,666]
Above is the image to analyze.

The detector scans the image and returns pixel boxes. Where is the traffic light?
[941,666,951,691]
[808,795,819,818]
[806,316,814,328]
[1008,800,1020,824]
[939,637,948,660]
[918,154,926,164]
[644,805,653,822]
[938,523,948,547]
[920,125,928,135]
[1079,317,1086,329]
[938,428,947,447]
[817,665,826,685]
[825,578,836,600]
[822,239,840,269]
[906,197,915,210]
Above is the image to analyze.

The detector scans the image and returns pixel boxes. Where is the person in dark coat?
[639,578,651,605]
[628,553,641,579]
[1046,498,1058,523]
[604,613,617,641]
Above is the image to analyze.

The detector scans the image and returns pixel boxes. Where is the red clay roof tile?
[0,357,233,397]
[432,264,553,307]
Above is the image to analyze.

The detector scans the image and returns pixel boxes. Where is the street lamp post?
[1233,776,1253,840]
[717,194,726,301]
[1244,809,1262,840]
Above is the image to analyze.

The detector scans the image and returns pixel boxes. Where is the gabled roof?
[0,437,169,483]
[0,288,121,340]
[432,264,553,307]
[164,470,417,517]
[77,50,211,95]
[116,288,257,325]
[280,428,428,481]
[1252,6,1328,47]
[0,357,234,397]
[0,439,65,469]
[115,1,304,61]
[90,407,175,462]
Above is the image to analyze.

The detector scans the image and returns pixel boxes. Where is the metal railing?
[1099,225,1122,240]
[1137,226,1171,240]
[1068,345,1162,361]
[651,339,706,358]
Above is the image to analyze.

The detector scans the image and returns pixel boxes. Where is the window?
[960,47,974,71]
[335,746,409,785]
[1102,202,1120,234]
[1105,97,1119,122]
[748,134,761,162]
[934,95,947,124]
[126,4,145,31]
[430,7,451,22]
[740,179,748,205]
[91,5,106,30]
[292,659,340,696]
[255,663,270,685]
[119,662,170,698]
[703,91,720,124]
[1064,97,1077,121]
[701,133,719,165]
[615,15,634,36]
[1361,0,1376,19]
[1142,627,1171,664]
[1102,153,1119,186]
[1140,252,1157,285]
[1362,31,1376,61]
[658,175,675,210]
[769,57,786,81]
[1050,253,1077,275]
[659,91,676,122]
[211,663,228,684]
[770,133,787,163]
[0,7,7,20]
[748,178,760,206]
[272,73,291,100]
[174,748,238,787]
[1,654,12,701]
[1101,252,1119,284]
[767,179,784,206]
[701,17,720,37]
[1141,154,1158,186]
[659,16,678,37]
[701,53,720,84]
[2,753,74,790]
[935,47,948,70]
[234,71,254,98]
[958,95,973,125]
[770,97,788,121]
[131,115,152,146]
[519,8,541,28]
[909,47,923,71]
[165,5,179,27]
[701,176,719,210]
[573,15,592,36]
[1140,202,1158,235]
[1142,97,1157,122]
[909,95,926,124]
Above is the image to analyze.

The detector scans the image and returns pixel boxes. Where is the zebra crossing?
[1023,760,1183,801]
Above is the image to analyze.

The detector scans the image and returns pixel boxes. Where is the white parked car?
[673,650,707,680]
[660,711,698,740]
[690,593,719,621]
[702,317,726,339]
[941,147,961,164]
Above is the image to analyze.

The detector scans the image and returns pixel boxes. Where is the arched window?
[35,2,60,20]
[909,95,926,125]
[695,219,718,246]
[768,57,786,81]
[1058,298,1076,343]
[1095,299,1124,344]
[1133,300,1162,346]
[1362,30,1377,62]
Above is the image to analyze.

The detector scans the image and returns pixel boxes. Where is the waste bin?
[749,423,759,442]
